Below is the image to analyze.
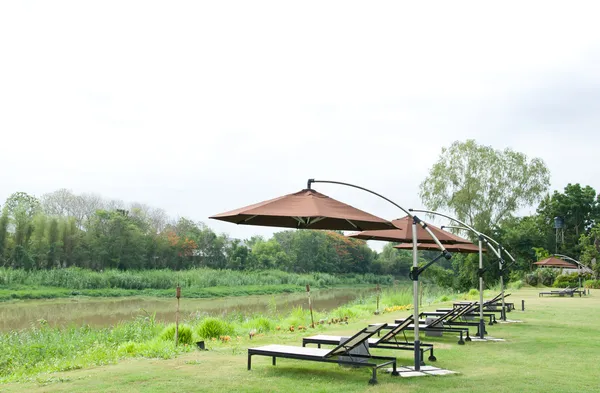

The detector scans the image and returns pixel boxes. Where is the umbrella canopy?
[347,215,472,244]
[394,242,485,253]
[210,188,394,231]
[533,257,577,269]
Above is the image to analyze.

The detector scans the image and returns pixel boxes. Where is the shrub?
[195,318,235,339]
[526,269,558,287]
[583,280,600,289]
[508,280,523,290]
[251,317,274,333]
[553,273,579,288]
[468,289,479,296]
[159,324,194,345]
[525,273,538,286]
[538,269,558,286]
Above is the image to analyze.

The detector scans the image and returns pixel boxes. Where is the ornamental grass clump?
[196,317,235,339]
[159,324,194,345]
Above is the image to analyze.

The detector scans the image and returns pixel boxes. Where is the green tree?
[47,218,62,268]
[30,214,49,269]
[536,183,599,255]
[579,224,600,278]
[374,243,413,276]
[0,208,9,266]
[420,140,550,233]
[251,238,289,270]
[494,215,548,272]
[5,192,41,219]
[224,239,253,270]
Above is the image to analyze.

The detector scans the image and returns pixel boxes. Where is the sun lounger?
[302,316,437,364]
[453,293,515,311]
[539,287,582,297]
[421,309,496,325]
[248,324,398,384]
[403,302,490,335]
[454,293,515,311]
[373,308,472,345]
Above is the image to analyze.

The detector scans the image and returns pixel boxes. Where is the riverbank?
[0,287,425,382]
[1,288,597,392]
[0,267,395,302]
[0,287,381,332]
[0,284,307,302]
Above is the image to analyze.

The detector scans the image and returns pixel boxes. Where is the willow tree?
[420,140,550,234]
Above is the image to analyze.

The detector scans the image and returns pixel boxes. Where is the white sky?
[1,1,599,248]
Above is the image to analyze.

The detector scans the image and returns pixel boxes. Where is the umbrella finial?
[307,178,315,189]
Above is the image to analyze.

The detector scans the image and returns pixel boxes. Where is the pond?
[0,287,380,332]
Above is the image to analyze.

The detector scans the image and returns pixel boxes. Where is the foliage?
[196,318,235,339]
[0,285,420,382]
[420,139,550,234]
[525,268,558,286]
[494,217,548,270]
[242,317,275,333]
[467,288,479,296]
[0,267,393,291]
[578,223,600,278]
[552,273,581,288]
[1,190,381,275]
[5,175,600,295]
[583,280,600,289]
[159,324,194,345]
[537,183,600,256]
[508,280,523,289]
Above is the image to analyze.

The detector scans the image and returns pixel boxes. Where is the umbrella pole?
[500,274,506,321]
[412,219,421,371]
[499,245,506,321]
[478,238,485,339]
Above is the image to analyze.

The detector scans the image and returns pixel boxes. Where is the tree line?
[0,189,385,274]
[2,140,599,290]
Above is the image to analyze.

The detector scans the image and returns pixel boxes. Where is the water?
[0,287,378,332]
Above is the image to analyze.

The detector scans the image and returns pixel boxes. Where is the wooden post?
[375,284,381,314]
[306,284,315,328]
[175,286,181,346]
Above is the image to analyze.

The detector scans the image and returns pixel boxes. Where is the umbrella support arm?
[307,179,453,373]
[307,179,452,257]
[307,179,410,216]
[409,252,448,280]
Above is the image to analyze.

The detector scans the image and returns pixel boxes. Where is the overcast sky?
[1,1,599,247]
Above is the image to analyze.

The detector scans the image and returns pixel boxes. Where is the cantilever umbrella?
[347,215,473,244]
[394,242,485,253]
[210,188,394,231]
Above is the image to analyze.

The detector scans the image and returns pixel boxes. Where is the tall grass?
[0,268,393,291]
[0,284,419,382]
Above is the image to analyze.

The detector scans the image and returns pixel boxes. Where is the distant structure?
[553,216,564,253]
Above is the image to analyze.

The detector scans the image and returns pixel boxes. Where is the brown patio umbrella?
[210,188,394,231]
[533,257,577,269]
[347,215,472,244]
[394,242,485,253]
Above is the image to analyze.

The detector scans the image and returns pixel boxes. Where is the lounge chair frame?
[374,308,472,345]
[248,325,398,385]
[539,287,582,297]
[302,317,437,364]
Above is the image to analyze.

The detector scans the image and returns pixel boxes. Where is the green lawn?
[1,288,597,393]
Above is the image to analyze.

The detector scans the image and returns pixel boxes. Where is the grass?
[0,268,394,290]
[0,267,395,301]
[1,287,598,392]
[0,284,308,301]
[0,288,416,382]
